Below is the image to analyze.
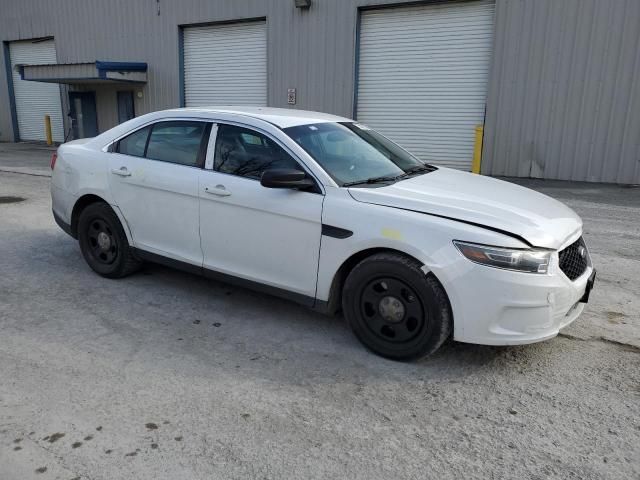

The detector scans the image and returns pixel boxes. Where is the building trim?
[28,36,55,43]
[352,9,362,120]
[95,61,147,73]
[265,15,270,106]
[177,15,267,29]
[358,0,478,12]
[19,61,147,84]
[2,42,19,141]
[178,25,185,107]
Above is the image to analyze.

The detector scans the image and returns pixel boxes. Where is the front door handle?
[205,185,231,197]
[111,167,131,177]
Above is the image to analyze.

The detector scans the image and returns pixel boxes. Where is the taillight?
[50,152,58,170]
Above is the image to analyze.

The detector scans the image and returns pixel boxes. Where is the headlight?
[453,241,551,274]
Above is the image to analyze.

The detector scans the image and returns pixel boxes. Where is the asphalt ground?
[1,143,638,479]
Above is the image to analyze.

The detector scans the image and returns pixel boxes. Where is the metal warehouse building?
[1,0,639,183]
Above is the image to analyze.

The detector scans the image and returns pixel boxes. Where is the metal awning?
[18,61,147,85]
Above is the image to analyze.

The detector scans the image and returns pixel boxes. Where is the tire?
[342,252,452,361]
[77,202,141,278]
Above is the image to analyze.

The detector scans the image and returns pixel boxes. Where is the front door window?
[214,124,301,179]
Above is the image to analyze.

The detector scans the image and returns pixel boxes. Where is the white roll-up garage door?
[183,21,267,107]
[357,1,495,170]
[9,39,64,142]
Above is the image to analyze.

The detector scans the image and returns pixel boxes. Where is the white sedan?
[51,107,595,361]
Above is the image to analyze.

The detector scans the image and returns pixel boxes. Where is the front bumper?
[439,251,594,346]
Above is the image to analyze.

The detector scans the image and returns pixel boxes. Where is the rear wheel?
[342,252,452,361]
[77,202,141,278]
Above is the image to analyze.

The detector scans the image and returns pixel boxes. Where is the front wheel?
[77,202,141,278]
[342,252,452,361]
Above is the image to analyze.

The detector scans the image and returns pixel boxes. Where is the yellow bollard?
[44,115,53,145]
[472,124,484,174]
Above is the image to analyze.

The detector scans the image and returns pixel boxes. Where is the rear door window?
[146,121,208,167]
[117,126,150,157]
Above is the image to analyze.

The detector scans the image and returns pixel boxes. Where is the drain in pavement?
[0,196,26,204]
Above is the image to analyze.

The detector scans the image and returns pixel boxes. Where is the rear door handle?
[205,185,231,197]
[111,167,131,177]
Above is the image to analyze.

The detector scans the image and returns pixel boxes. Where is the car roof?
[165,106,353,128]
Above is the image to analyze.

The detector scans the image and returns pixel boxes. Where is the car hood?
[347,167,582,249]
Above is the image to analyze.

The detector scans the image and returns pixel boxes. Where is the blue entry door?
[69,92,98,138]
[117,91,135,124]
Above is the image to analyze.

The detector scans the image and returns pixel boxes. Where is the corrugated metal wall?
[483,0,640,184]
[0,0,638,183]
[0,0,366,140]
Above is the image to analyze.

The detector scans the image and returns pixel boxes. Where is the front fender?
[316,189,531,338]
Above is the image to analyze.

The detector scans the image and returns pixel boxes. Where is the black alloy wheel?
[360,277,425,344]
[342,252,452,361]
[86,218,118,265]
[77,202,141,278]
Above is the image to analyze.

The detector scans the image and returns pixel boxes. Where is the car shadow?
[128,262,537,383]
[13,230,551,387]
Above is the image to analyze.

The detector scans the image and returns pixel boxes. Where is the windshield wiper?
[342,175,401,187]
[401,164,436,178]
[342,164,436,187]
[404,164,436,175]
[388,164,437,182]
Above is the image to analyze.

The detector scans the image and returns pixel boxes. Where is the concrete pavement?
[0,144,638,479]
[0,142,56,177]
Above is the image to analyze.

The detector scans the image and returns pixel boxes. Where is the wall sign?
[287,88,296,105]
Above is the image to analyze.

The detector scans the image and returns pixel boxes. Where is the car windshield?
[283,122,436,187]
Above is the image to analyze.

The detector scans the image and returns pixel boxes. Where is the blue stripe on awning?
[95,61,147,72]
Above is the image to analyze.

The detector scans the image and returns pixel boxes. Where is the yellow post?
[44,115,53,145]
[472,124,484,174]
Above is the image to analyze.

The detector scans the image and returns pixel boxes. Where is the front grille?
[559,237,589,281]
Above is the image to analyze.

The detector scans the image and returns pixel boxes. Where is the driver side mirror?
[260,168,315,190]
